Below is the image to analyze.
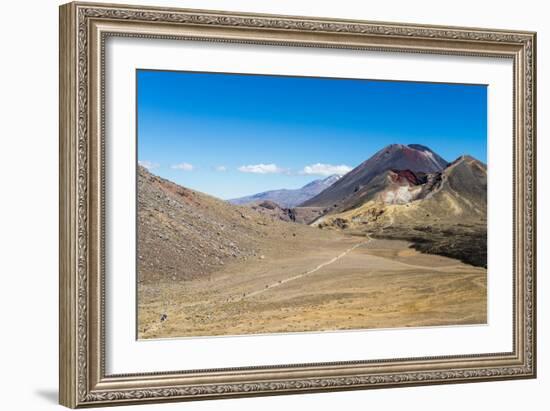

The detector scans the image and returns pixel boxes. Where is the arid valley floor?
[138,233,486,339]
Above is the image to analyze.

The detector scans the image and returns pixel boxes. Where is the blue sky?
[137,70,487,200]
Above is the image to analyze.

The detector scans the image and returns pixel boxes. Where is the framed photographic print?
[59,2,537,408]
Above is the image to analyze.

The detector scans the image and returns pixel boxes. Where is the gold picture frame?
[59,1,536,408]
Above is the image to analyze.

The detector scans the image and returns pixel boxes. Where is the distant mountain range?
[229,143,486,267]
[228,143,485,222]
[228,174,341,208]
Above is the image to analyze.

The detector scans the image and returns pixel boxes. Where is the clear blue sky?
[137,70,487,200]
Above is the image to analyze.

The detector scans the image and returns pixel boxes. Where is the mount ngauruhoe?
[301,144,448,210]
[314,154,486,227]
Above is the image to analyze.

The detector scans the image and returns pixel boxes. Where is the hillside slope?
[137,166,339,283]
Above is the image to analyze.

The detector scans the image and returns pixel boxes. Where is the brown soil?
[138,236,486,339]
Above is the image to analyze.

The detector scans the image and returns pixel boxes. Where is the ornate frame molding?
[59,2,536,408]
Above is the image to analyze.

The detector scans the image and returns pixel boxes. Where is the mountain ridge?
[229,174,341,208]
[137,166,344,283]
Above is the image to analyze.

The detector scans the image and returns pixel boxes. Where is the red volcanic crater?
[389,169,425,186]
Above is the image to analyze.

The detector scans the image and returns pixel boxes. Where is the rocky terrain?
[247,200,326,225]
[137,166,339,284]
[229,174,341,208]
[137,143,487,339]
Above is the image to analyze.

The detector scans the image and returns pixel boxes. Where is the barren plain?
[138,235,486,339]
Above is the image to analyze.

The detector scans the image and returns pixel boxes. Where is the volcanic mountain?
[313,154,487,267]
[301,144,448,210]
[322,154,486,221]
[229,174,341,208]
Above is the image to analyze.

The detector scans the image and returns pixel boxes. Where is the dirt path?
[242,240,370,299]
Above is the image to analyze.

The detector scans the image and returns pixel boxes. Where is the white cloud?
[301,163,352,176]
[215,165,227,172]
[171,162,194,171]
[138,160,159,170]
[238,163,284,174]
